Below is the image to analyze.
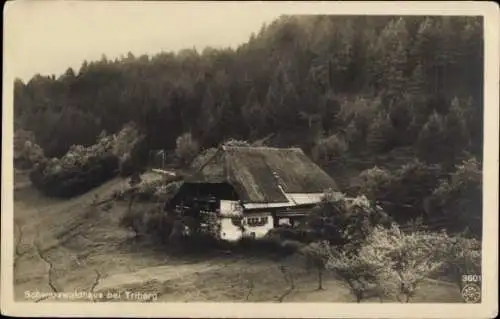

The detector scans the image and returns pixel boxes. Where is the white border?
[2,1,498,318]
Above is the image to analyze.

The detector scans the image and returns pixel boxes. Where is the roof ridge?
[185,144,339,203]
[222,145,303,151]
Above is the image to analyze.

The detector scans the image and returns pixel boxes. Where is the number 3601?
[462,274,481,282]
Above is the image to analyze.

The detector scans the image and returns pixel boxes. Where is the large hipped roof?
[185,146,339,203]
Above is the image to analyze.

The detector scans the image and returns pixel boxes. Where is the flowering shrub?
[112,122,146,176]
[302,216,482,303]
[114,178,182,203]
[357,225,448,302]
[16,140,46,169]
[425,157,482,237]
[326,248,381,302]
[299,241,332,290]
[433,233,482,290]
[29,123,142,197]
[112,123,142,158]
[14,129,46,169]
[351,225,479,302]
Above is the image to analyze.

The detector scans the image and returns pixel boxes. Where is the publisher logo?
[461,283,481,304]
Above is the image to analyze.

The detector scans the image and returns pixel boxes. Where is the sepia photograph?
[2,1,498,318]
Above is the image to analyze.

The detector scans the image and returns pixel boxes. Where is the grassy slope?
[13,170,463,303]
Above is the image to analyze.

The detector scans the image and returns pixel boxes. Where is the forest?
[14,15,483,237]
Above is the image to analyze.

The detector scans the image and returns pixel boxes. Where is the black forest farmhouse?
[166,145,340,241]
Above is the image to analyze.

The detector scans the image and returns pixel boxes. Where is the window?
[231,217,243,227]
[246,216,268,227]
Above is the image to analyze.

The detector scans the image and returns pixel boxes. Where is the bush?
[236,236,286,253]
[357,160,445,224]
[306,191,391,253]
[112,122,142,157]
[113,123,146,177]
[119,203,176,243]
[30,152,119,198]
[311,134,348,164]
[119,153,136,177]
[171,232,304,256]
[134,179,162,201]
[326,247,381,302]
[144,207,176,243]
[265,226,315,243]
[357,166,392,199]
[14,134,46,170]
[298,241,331,290]
[29,123,145,198]
[178,232,226,252]
[117,178,182,203]
[355,225,463,302]
[425,158,482,237]
[438,234,481,291]
[319,224,481,303]
[119,205,146,236]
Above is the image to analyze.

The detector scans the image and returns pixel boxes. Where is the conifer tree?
[442,98,470,168]
[13,16,482,168]
[366,111,395,153]
[416,111,446,164]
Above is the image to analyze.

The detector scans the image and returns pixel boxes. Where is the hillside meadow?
[14,170,463,303]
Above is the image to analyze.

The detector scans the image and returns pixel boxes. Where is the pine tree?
[385,41,408,102]
[388,97,412,146]
[373,18,410,96]
[442,98,470,168]
[218,93,236,141]
[320,90,342,134]
[197,87,217,145]
[416,111,446,163]
[408,63,427,97]
[409,18,436,73]
[242,88,267,138]
[14,16,482,167]
[366,111,395,153]
[434,17,459,96]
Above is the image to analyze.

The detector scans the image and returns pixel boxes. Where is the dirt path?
[95,263,221,292]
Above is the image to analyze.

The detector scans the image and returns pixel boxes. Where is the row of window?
[231,216,269,227]
[247,217,269,227]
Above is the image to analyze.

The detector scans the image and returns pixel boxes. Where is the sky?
[5,1,286,82]
[5,1,491,82]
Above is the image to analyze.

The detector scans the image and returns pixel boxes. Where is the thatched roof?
[185,146,339,203]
